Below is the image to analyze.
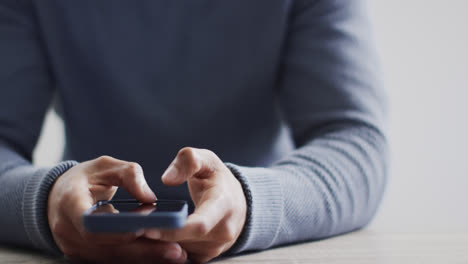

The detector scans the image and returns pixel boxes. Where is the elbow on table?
[354,151,389,232]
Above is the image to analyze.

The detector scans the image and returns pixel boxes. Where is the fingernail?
[145,230,161,240]
[180,249,187,261]
[161,164,178,181]
[164,245,182,260]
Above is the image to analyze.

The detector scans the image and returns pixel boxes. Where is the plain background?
[33,0,468,232]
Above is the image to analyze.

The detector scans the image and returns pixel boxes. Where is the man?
[0,0,388,263]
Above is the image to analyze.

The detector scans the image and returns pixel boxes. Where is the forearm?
[0,144,31,246]
[0,142,77,254]
[227,122,388,253]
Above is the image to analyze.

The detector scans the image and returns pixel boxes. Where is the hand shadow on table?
[0,245,67,263]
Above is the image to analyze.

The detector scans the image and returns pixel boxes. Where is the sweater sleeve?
[0,1,77,254]
[226,0,388,253]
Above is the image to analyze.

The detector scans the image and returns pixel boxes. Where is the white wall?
[33,0,468,232]
[369,0,468,231]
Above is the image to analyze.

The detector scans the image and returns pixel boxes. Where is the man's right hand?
[47,155,187,263]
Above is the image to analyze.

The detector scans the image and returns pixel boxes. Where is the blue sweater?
[0,0,388,255]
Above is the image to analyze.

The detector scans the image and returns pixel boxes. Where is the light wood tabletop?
[1,229,467,263]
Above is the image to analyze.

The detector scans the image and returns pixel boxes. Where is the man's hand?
[47,156,187,263]
[145,147,247,264]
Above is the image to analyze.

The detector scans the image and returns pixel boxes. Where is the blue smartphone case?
[82,199,188,233]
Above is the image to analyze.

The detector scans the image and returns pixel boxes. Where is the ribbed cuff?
[224,163,283,254]
[22,160,79,255]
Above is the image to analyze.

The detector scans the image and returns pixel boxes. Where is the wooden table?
[1,230,467,263]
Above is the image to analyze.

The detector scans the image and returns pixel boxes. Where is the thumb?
[90,158,157,203]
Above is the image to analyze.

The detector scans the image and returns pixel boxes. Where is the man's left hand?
[145,147,247,263]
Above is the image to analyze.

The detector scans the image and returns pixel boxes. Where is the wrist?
[222,163,284,254]
[223,163,253,254]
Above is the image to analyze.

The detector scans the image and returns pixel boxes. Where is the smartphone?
[82,199,188,233]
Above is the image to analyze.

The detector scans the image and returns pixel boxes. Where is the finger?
[64,238,187,264]
[116,239,186,264]
[63,195,144,246]
[60,228,144,247]
[180,240,226,258]
[88,184,119,202]
[101,239,187,264]
[81,230,145,246]
[161,147,219,186]
[90,157,157,203]
[146,195,225,242]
